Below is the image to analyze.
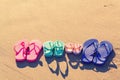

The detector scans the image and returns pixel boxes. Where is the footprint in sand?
[104,4,114,7]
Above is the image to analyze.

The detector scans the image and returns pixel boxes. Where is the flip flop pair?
[43,40,64,57]
[81,39,113,65]
[65,43,82,55]
[14,40,42,62]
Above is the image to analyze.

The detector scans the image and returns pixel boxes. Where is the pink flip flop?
[65,43,74,53]
[14,40,29,61]
[26,40,42,62]
[73,43,82,55]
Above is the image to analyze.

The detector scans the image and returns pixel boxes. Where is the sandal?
[26,40,42,62]
[65,43,74,53]
[43,41,54,57]
[73,43,82,55]
[54,40,65,57]
[81,39,98,63]
[14,40,29,61]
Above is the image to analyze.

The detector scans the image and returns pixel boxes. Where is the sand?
[0,0,120,80]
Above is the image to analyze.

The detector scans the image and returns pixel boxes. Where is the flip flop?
[65,43,74,53]
[43,41,54,57]
[93,41,113,65]
[26,40,42,62]
[54,40,65,57]
[73,43,82,55]
[14,40,29,61]
[81,39,98,63]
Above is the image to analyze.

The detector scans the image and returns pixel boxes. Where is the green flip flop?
[53,40,65,57]
[43,41,54,57]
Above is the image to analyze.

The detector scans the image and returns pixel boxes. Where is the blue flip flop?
[93,41,113,65]
[81,39,98,63]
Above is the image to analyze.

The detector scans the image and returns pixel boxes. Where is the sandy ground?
[0,0,120,80]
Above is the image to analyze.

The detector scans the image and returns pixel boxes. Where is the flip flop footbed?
[14,40,29,61]
[93,41,113,65]
[73,43,82,55]
[81,39,98,63]
[54,40,64,57]
[65,43,74,53]
[26,40,42,62]
[93,56,105,64]
[43,41,54,57]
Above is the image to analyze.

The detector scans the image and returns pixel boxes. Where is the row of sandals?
[14,39,113,65]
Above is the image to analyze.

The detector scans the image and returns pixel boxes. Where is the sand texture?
[0,0,120,80]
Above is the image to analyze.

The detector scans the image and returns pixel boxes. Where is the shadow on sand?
[16,49,117,78]
[45,50,117,78]
[45,53,68,79]
[67,53,81,69]
[79,50,117,72]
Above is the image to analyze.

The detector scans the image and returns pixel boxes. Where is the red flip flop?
[65,43,74,53]
[73,43,82,55]
[26,40,42,62]
[14,40,29,61]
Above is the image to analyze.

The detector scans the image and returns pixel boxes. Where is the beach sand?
[0,0,120,80]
